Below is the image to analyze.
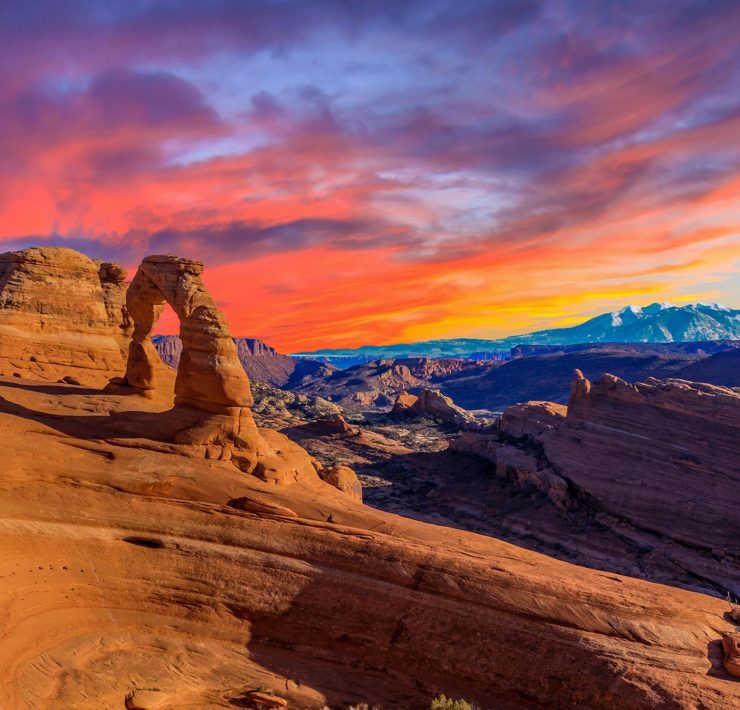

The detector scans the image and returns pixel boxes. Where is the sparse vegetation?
[430,694,478,710]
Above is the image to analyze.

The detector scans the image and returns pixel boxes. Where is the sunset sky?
[1,0,739,352]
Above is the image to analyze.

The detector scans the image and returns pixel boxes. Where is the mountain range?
[293,302,740,365]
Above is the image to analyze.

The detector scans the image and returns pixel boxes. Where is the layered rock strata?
[0,247,131,385]
[451,371,740,595]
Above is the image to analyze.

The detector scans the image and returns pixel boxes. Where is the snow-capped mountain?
[294,302,740,363]
[522,302,740,345]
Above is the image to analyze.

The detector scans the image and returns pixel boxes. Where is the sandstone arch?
[125,256,250,407]
[122,254,354,489]
[123,255,262,452]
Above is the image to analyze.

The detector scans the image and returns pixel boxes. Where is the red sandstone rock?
[1,373,738,709]
[722,632,740,677]
[117,255,326,487]
[499,401,566,439]
[0,247,131,385]
[320,464,363,502]
[452,370,740,593]
[392,391,419,412]
[393,388,476,427]
[312,413,357,435]
[546,372,740,560]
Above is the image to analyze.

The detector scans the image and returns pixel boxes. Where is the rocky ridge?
[154,334,333,388]
[290,342,740,413]
[451,371,740,596]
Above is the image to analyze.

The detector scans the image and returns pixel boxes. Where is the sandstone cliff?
[0,247,131,385]
[451,371,740,596]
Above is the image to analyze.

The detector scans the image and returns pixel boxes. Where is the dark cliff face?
[234,338,279,358]
[153,335,282,368]
[152,335,328,388]
[152,334,183,368]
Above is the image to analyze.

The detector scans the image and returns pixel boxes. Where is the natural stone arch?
[124,255,260,451]
[121,254,357,491]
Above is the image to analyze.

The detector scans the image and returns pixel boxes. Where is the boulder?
[320,465,363,502]
[392,391,419,410]
[499,401,566,439]
[393,388,476,427]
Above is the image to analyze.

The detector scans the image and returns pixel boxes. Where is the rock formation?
[124,255,251,409]
[153,334,332,387]
[319,464,363,502]
[0,247,131,385]
[451,371,740,596]
[293,359,428,411]
[1,247,739,707]
[120,254,337,488]
[1,373,738,708]
[555,371,740,560]
[392,388,477,427]
[292,343,740,413]
[498,400,566,438]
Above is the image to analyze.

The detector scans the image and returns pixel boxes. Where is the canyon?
[0,246,739,709]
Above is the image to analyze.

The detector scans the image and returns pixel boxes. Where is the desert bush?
[430,694,478,710]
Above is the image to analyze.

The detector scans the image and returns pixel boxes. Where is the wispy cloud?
[0,0,738,349]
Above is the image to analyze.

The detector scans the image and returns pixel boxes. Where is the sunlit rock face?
[0,247,132,386]
[122,254,331,486]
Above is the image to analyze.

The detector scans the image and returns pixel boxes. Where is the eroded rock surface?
[320,464,363,502]
[1,248,738,708]
[451,371,740,596]
[1,375,738,708]
[723,632,740,677]
[551,371,740,560]
[0,247,131,385]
